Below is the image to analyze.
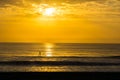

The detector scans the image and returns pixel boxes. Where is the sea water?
[0,43,120,72]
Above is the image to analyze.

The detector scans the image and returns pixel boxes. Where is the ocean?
[0,43,120,72]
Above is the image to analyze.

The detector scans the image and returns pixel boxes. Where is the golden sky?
[0,0,120,43]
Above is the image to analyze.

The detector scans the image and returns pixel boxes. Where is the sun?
[43,8,56,16]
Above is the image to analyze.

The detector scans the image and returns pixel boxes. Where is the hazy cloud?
[0,0,119,7]
[0,0,24,7]
[0,0,120,18]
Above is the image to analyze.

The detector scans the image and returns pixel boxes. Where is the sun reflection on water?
[44,43,54,57]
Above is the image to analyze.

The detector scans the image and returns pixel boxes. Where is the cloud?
[0,0,24,7]
[0,0,112,7]
[0,0,120,19]
[26,0,106,3]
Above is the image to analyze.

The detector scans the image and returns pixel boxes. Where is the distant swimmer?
[39,51,41,56]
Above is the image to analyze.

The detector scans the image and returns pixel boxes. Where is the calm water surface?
[0,43,120,72]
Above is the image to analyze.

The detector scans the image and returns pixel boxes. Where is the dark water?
[0,43,120,72]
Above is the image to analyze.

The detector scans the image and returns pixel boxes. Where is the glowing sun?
[43,8,56,16]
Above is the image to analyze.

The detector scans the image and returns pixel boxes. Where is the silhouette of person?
[39,51,41,56]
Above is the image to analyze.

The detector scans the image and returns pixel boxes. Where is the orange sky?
[0,0,120,43]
